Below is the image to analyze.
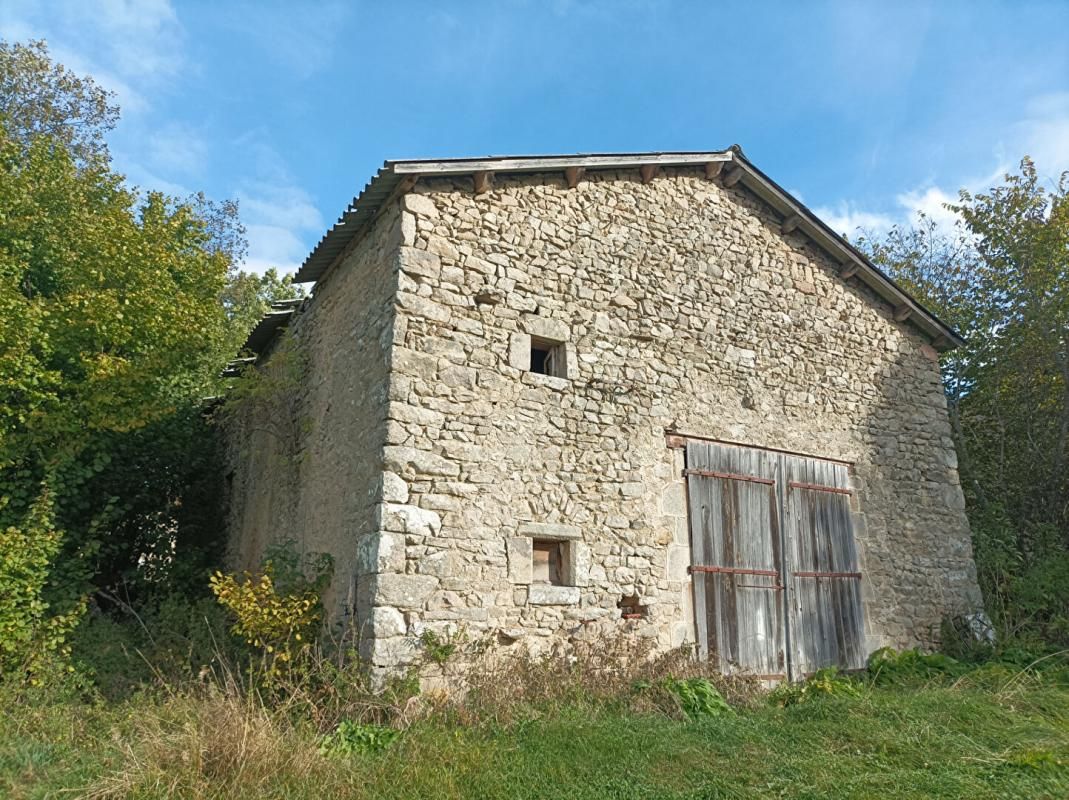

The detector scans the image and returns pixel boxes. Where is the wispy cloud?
[1012,92,1069,177]
[814,93,1069,240]
[215,1,351,79]
[232,135,324,275]
[0,0,184,112]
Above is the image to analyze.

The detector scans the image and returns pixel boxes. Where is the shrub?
[658,677,734,719]
[867,647,965,684]
[769,667,862,707]
[319,720,401,757]
[209,543,332,679]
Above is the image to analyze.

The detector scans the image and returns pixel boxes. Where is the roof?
[287,147,962,350]
[224,298,303,372]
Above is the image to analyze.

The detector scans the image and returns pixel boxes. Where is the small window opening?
[532,539,565,585]
[618,594,647,620]
[530,337,566,378]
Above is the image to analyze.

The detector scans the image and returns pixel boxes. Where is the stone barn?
[223,147,983,681]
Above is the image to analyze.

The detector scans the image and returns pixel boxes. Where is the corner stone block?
[381,471,410,504]
[507,536,533,584]
[401,193,440,220]
[366,636,419,668]
[398,246,441,279]
[383,445,460,478]
[383,502,442,537]
[373,574,439,609]
[356,531,406,575]
[371,606,407,638]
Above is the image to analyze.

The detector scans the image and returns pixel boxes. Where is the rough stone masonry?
[224,150,983,680]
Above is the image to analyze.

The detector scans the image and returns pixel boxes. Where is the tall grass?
[3,640,1068,799]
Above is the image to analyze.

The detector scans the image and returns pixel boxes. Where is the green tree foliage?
[862,158,1069,645]
[0,39,117,166]
[0,38,284,678]
[0,128,233,674]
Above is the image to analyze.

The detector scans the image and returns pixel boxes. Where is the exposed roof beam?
[705,161,724,180]
[639,164,657,184]
[781,214,803,235]
[893,304,913,322]
[839,262,860,279]
[722,166,744,188]
[564,166,585,188]
[473,171,494,194]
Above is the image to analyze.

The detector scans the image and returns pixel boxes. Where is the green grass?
[3,679,1068,799]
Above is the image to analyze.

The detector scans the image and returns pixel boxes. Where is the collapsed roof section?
[223,297,304,376]
[241,147,963,358]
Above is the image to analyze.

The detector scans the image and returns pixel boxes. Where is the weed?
[319,720,401,757]
[419,628,464,666]
[659,677,734,719]
[867,647,964,684]
[769,667,862,707]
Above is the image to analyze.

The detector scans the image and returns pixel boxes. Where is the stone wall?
[224,202,403,627]
[371,167,982,672]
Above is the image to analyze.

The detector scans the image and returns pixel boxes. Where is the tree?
[0,40,117,165]
[0,126,234,674]
[861,158,1069,643]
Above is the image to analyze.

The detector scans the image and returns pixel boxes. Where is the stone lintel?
[527,585,581,606]
[517,521,581,540]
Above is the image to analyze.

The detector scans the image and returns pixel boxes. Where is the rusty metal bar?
[683,469,775,486]
[793,570,862,579]
[788,480,852,495]
[689,565,780,577]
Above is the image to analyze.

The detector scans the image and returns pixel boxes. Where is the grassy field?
[3,663,1068,800]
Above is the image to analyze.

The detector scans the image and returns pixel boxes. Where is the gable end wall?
[372,166,982,672]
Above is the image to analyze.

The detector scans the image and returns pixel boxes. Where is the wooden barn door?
[684,441,786,679]
[782,455,866,673]
[684,440,866,679]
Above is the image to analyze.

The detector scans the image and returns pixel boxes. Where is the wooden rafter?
[473,171,494,194]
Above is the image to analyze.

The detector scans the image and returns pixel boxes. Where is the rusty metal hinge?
[689,565,780,577]
[788,480,852,495]
[683,469,775,486]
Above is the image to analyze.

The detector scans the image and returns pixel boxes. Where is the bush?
[209,542,332,679]
[769,667,862,707]
[658,677,734,719]
[867,647,965,685]
[319,720,401,757]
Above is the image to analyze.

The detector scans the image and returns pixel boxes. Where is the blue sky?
[2,0,1068,276]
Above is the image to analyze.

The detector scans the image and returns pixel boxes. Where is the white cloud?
[1013,92,1069,175]
[0,0,184,113]
[812,203,897,238]
[814,93,1069,241]
[230,137,324,276]
[238,184,324,276]
[145,122,209,176]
